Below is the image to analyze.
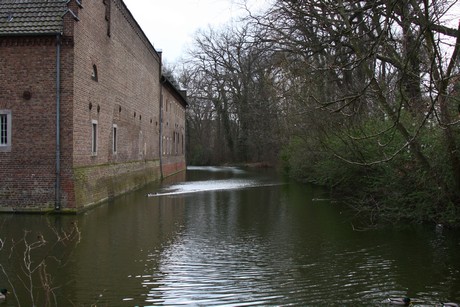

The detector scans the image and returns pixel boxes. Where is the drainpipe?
[55,34,61,210]
[158,52,164,179]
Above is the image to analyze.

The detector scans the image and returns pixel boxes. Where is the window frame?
[91,120,98,156]
[0,110,12,152]
[112,124,118,154]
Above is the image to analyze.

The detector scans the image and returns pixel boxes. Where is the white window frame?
[0,110,12,152]
[91,120,98,156]
[112,124,118,154]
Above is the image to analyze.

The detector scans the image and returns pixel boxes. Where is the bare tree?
[183,23,284,164]
[252,0,460,206]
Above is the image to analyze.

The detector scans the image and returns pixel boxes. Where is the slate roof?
[0,0,67,36]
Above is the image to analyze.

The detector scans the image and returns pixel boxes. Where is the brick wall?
[70,0,180,210]
[73,0,162,165]
[0,0,186,212]
[0,36,74,210]
[161,81,187,177]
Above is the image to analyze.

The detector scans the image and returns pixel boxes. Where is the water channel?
[1,166,460,306]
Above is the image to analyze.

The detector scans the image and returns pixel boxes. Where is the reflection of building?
[0,0,186,212]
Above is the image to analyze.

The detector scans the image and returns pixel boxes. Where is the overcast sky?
[123,1,460,64]
[123,0,268,63]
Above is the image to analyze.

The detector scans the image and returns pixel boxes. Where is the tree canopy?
[179,0,460,224]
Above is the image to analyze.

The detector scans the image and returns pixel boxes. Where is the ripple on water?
[140,233,288,305]
[144,232,412,305]
[136,170,460,305]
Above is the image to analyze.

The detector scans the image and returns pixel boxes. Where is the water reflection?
[148,167,282,197]
[138,169,460,306]
[1,167,459,306]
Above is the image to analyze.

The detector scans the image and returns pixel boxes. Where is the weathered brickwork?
[73,160,161,207]
[0,36,75,211]
[0,0,186,212]
[161,78,187,177]
[72,0,162,167]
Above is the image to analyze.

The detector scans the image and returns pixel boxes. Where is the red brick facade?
[161,77,187,176]
[0,0,186,212]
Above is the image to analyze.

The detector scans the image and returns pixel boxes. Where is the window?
[0,110,12,152]
[103,0,111,36]
[91,120,98,155]
[91,64,98,81]
[173,131,176,155]
[112,124,117,154]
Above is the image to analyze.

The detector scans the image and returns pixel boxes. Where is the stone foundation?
[73,159,162,211]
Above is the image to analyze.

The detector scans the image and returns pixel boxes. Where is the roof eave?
[161,75,188,108]
[0,31,63,37]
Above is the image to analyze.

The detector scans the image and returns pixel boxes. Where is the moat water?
[1,166,459,306]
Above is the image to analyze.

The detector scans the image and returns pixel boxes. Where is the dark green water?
[1,166,459,306]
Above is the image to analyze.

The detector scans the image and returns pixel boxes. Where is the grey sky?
[123,1,459,63]
[123,0,268,63]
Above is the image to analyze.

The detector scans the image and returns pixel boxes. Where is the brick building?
[0,0,187,212]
